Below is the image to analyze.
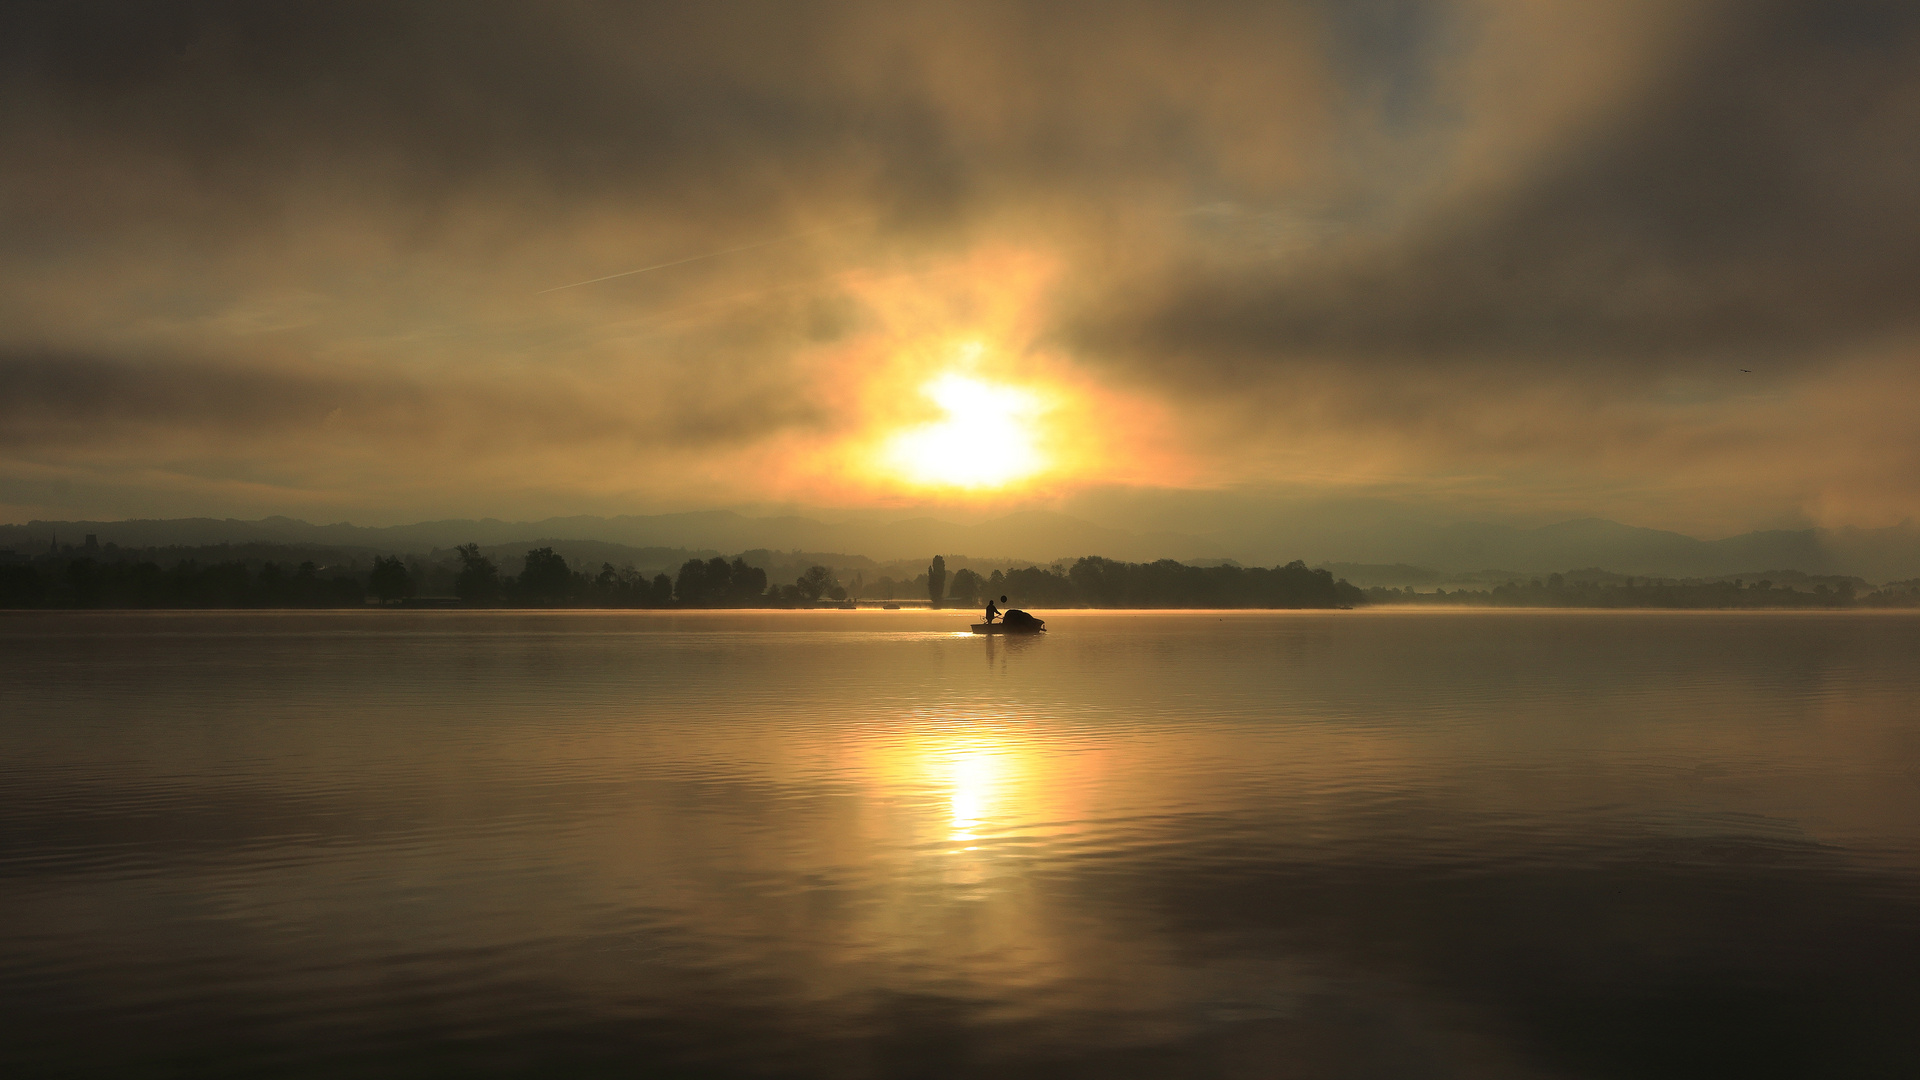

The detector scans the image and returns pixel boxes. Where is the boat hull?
[970,622,1044,634]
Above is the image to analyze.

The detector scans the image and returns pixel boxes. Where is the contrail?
[537,218,870,294]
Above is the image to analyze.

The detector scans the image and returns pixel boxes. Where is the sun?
[881,372,1049,489]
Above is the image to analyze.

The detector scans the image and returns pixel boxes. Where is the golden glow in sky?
[12,5,1920,537]
[882,372,1048,490]
[782,254,1190,505]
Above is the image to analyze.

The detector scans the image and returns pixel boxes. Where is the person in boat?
[985,594,1006,624]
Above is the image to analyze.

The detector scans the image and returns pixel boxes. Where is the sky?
[3,0,1919,540]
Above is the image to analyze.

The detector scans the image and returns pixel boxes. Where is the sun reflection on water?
[945,741,1004,846]
[864,714,1107,861]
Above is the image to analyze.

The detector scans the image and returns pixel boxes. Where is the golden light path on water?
[943,738,1007,848]
[857,711,1065,856]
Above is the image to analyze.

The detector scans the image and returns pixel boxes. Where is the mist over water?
[4,610,1919,1077]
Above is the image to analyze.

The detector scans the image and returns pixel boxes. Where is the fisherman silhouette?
[985,594,1005,624]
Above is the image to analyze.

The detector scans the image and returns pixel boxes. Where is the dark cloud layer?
[1093,0,1920,376]
[2,1,1918,530]
[0,350,404,441]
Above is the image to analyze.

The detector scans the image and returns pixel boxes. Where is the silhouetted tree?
[514,541,572,599]
[672,558,703,604]
[587,562,625,605]
[675,557,718,605]
[796,565,835,603]
[728,557,768,604]
[518,547,573,604]
[948,567,983,608]
[928,555,946,608]
[369,556,413,605]
[665,557,764,606]
[455,543,500,603]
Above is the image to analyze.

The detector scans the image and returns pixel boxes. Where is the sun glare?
[882,372,1048,489]
[947,743,1000,844]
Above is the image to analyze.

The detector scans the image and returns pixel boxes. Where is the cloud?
[1,1,1917,529]
[1079,2,1920,366]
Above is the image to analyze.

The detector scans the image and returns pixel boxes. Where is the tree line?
[24,545,1919,610]
[919,556,1362,609]
[1,547,1365,609]
[0,557,369,608]
[446,546,856,606]
[0,546,859,609]
[1364,573,1920,608]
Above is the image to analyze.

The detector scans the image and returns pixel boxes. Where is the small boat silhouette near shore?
[971,610,1045,634]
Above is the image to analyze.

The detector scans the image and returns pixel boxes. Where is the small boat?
[971,610,1045,634]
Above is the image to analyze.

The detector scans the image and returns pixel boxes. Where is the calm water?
[4,610,1919,1078]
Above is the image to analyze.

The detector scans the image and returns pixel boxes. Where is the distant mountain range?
[4,511,1918,583]
[0,510,1195,566]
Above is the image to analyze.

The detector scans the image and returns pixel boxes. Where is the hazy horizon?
[9,503,1920,582]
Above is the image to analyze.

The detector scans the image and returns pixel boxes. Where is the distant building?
[84,534,99,552]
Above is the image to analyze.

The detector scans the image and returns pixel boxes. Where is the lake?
[3,609,1918,1077]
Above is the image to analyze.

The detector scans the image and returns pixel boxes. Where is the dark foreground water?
[3,610,1919,1078]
